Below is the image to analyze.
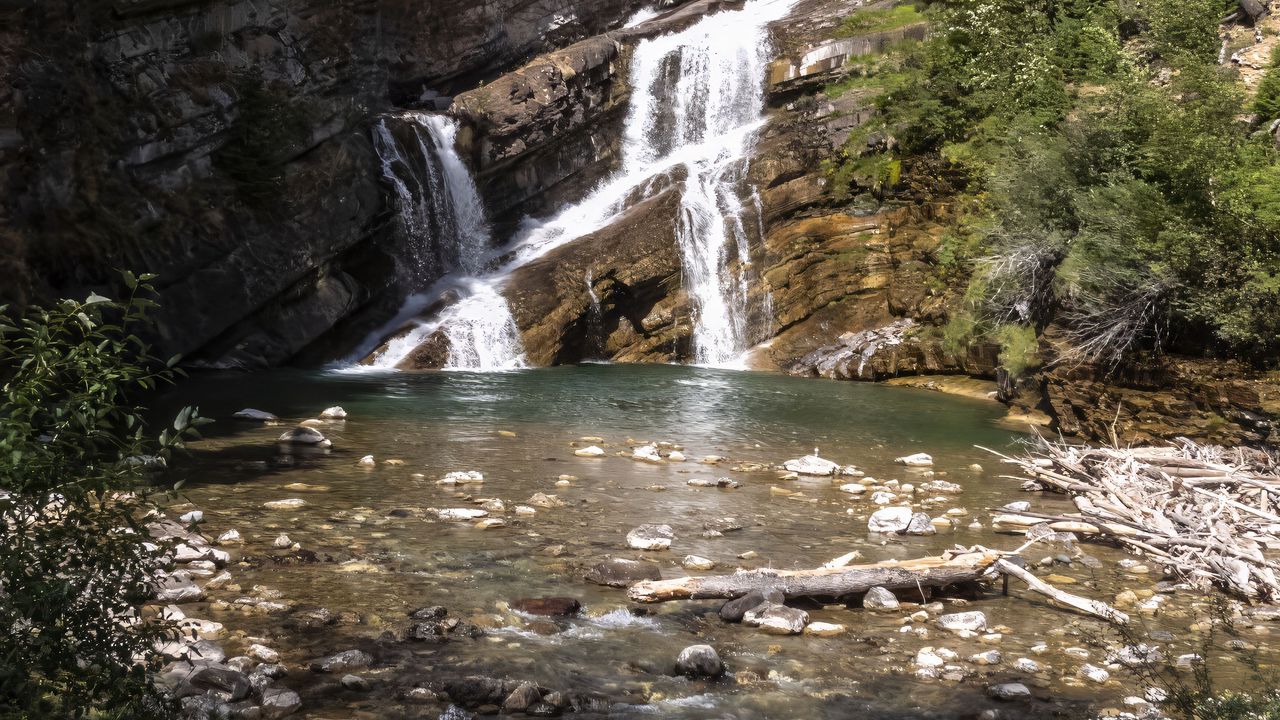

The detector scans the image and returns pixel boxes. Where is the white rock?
[870,491,896,505]
[1013,658,1042,673]
[357,455,375,467]
[514,506,537,516]
[667,451,686,462]
[216,529,242,545]
[915,648,946,668]
[803,622,846,637]
[233,408,277,421]
[895,453,934,467]
[249,644,280,663]
[937,611,987,633]
[1079,664,1110,683]
[273,535,292,548]
[743,604,809,634]
[867,506,914,533]
[277,427,330,447]
[631,444,664,463]
[574,445,606,457]
[319,406,347,419]
[839,483,867,495]
[783,455,841,476]
[179,510,203,523]
[438,471,484,485]
[437,508,488,521]
[1002,501,1031,512]
[987,683,1031,700]
[863,586,899,610]
[970,650,1002,666]
[682,555,715,571]
[626,524,674,551]
[264,498,306,510]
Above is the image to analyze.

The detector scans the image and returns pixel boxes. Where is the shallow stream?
[157,365,1274,719]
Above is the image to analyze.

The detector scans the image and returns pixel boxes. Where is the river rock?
[863,586,899,610]
[631,444,664,463]
[803,621,847,637]
[867,506,913,533]
[273,535,292,549]
[915,648,945,668]
[264,498,306,510]
[895,453,933,466]
[277,427,331,447]
[682,555,715,571]
[719,590,770,622]
[905,512,937,536]
[437,508,489,521]
[626,524,673,550]
[839,482,867,494]
[502,681,544,713]
[216,529,243,545]
[1002,501,1031,512]
[1079,664,1110,683]
[574,446,605,457]
[357,455,376,467]
[674,644,725,678]
[938,611,987,633]
[188,667,252,702]
[987,683,1031,700]
[583,558,661,587]
[783,454,841,476]
[971,650,1002,666]
[341,674,371,691]
[743,603,808,634]
[310,649,372,673]
[233,408,278,421]
[512,597,581,617]
[687,477,739,488]
[921,480,963,494]
[260,687,302,719]
[155,575,205,603]
[439,471,484,485]
[528,493,565,508]
[319,406,347,419]
[187,639,226,663]
[667,451,686,462]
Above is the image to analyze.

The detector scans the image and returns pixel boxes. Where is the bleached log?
[995,559,1129,624]
[627,551,1001,603]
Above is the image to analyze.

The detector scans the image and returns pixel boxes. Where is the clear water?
[154,365,1254,719]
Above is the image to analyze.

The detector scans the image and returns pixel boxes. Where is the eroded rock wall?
[0,0,652,367]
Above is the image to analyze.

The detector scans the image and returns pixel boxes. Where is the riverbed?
[156,365,1271,719]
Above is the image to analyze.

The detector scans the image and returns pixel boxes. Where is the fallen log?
[628,551,1001,603]
[995,559,1129,624]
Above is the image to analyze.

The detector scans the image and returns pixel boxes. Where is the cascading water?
[364,0,794,370]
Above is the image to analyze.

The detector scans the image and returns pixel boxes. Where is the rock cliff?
[0,0,653,367]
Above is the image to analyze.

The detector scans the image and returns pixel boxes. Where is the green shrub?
[0,272,208,719]
[834,4,924,37]
[995,323,1041,378]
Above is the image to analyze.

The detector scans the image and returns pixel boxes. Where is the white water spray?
[364,0,793,370]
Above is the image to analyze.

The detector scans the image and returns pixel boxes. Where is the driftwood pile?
[987,437,1280,603]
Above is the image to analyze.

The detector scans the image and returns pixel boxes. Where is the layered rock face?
[0,0,651,367]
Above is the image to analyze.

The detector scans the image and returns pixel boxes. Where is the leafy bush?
[0,273,207,719]
[995,323,1041,378]
[835,4,925,37]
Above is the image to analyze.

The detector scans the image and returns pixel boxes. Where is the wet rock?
[839,482,867,494]
[922,480,964,494]
[263,498,306,510]
[803,621,846,637]
[631,444,664,463]
[667,451,686,462]
[217,529,243,545]
[583,558,661,587]
[743,603,808,634]
[528,492,565,508]
[512,597,581,617]
[444,676,520,708]
[155,575,205,603]
[439,471,485,485]
[309,649,372,673]
[439,706,475,720]
[1013,658,1042,673]
[574,446,606,457]
[1002,501,1031,512]
[357,454,376,467]
[260,687,301,719]
[867,506,913,533]
[437,508,489,521]
[341,674,371,691]
[682,555,715,571]
[234,408,278,421]
[719,591,769,623]
[906,512,937,536]
[783,454,841,476]
[1079,664,1110,683]
[248,644,279,663]
[319,406,347,419]
[273,535,293,549]
[987,683,1031,700]
[863,586,899,610]
[503,682,545,713]
[915,648,946,668]
[674,644,725,678]
[938,611,987,633]
[181,695,230,719]
[626,524,674,551]
[526,701,560,717]
[895,453,933,466]
[687,477,740,488]
[277,427,331,447]
[475,518,507,529]
[970,650,1002,666]
[1108,644,1164,667]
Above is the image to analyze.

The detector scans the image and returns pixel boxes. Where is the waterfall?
[363,0,794,370]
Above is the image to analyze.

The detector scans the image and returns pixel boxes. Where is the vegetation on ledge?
[828,0,1280,372]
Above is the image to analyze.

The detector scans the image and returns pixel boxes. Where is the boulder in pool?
[743,603,808,634]
[867,506,913,533]
[626,524,674,551]
[583,558,661,587]
[319,406,347,419]
[574,445,605,457]
[895,453,933,467]
[233,408,278,421]
[782,454,841,476]
[277,427,331,448]
[674,645,725,678]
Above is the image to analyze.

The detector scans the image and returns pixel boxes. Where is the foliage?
[825,0,1280,367]
[212,68,310,208]
[834,3,925,37]
[1105,599,1280,720]
[0,273,208,719]
[995,323,1041,377]
[1253,46,1280,121]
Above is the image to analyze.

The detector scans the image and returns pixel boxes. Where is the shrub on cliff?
[0,273,207,719]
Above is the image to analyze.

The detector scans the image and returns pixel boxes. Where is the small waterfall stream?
[363,0,794,370]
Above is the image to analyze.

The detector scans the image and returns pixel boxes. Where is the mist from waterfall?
[362,0,793,370]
